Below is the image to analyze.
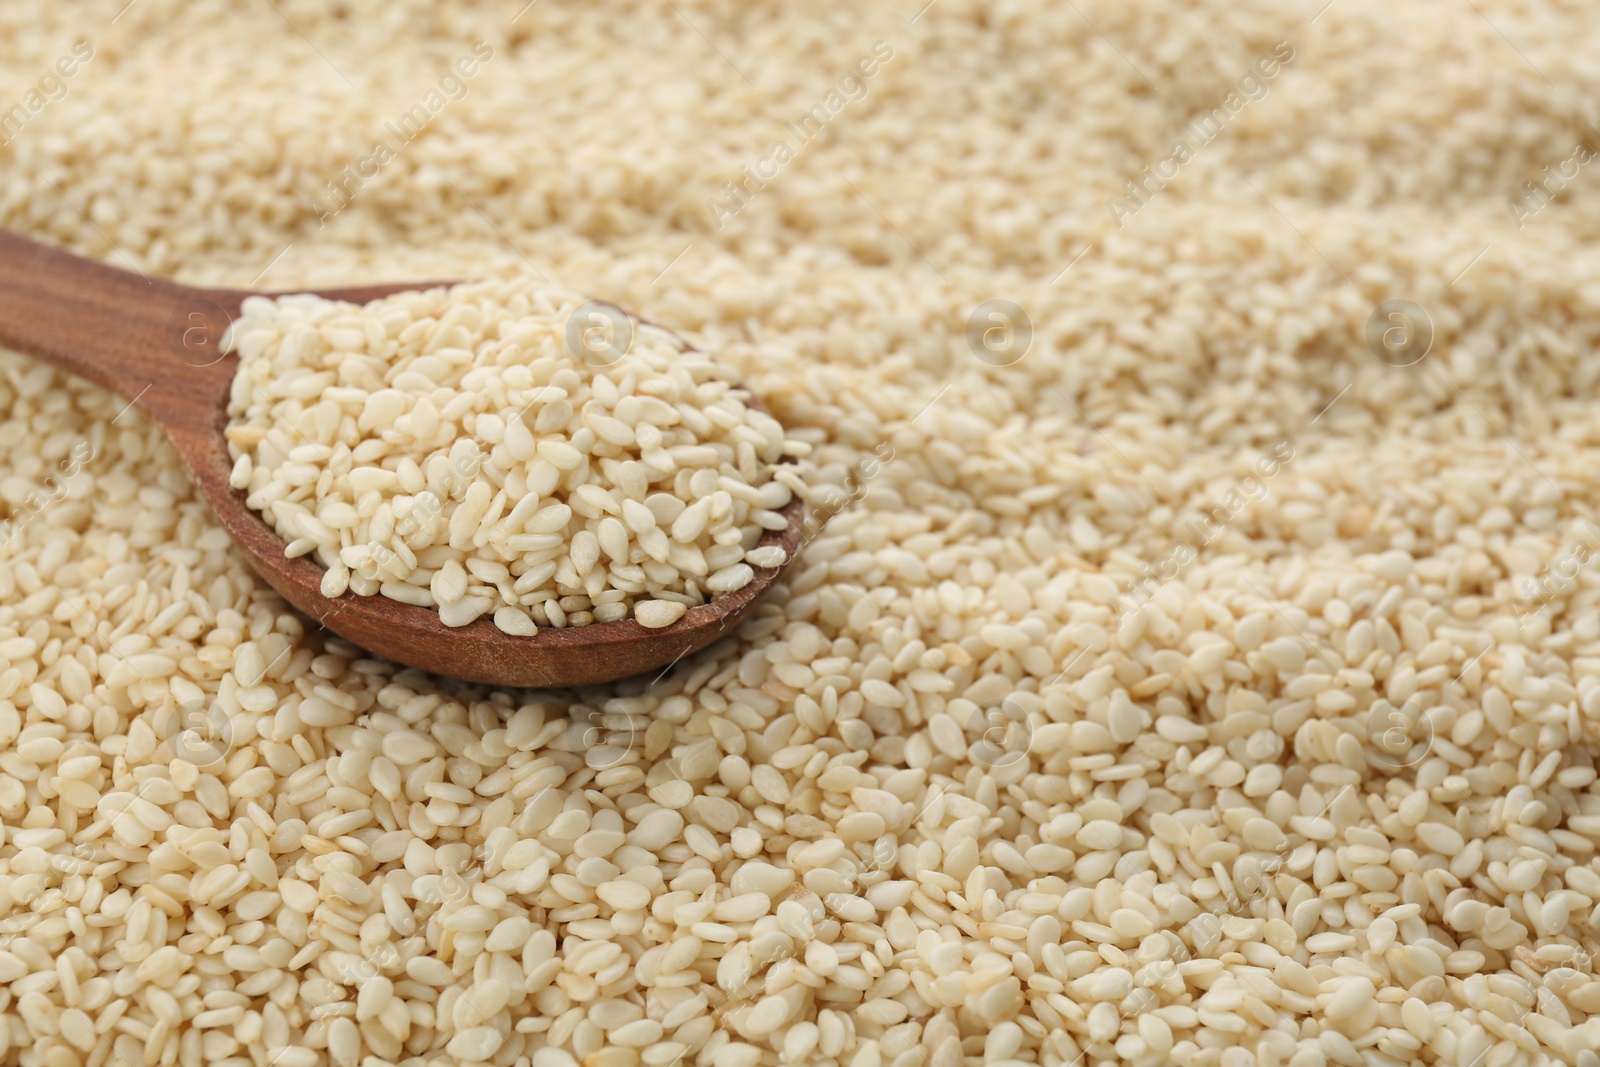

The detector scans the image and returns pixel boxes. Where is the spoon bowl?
[0,229,805,688]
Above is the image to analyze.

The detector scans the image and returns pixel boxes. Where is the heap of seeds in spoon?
[224,280,806,633]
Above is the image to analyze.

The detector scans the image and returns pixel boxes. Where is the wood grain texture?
[0,228,806,688]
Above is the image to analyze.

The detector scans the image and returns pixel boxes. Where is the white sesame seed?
[634,600,688,628]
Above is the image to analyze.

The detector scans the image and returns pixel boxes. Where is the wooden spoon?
[0,229,805,688]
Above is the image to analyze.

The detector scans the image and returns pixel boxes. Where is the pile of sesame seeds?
[224,281,803,634]
[2,1,1600,1065]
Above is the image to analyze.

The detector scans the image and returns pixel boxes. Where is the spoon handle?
[0,228,449,435]
[0,228,243,430]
